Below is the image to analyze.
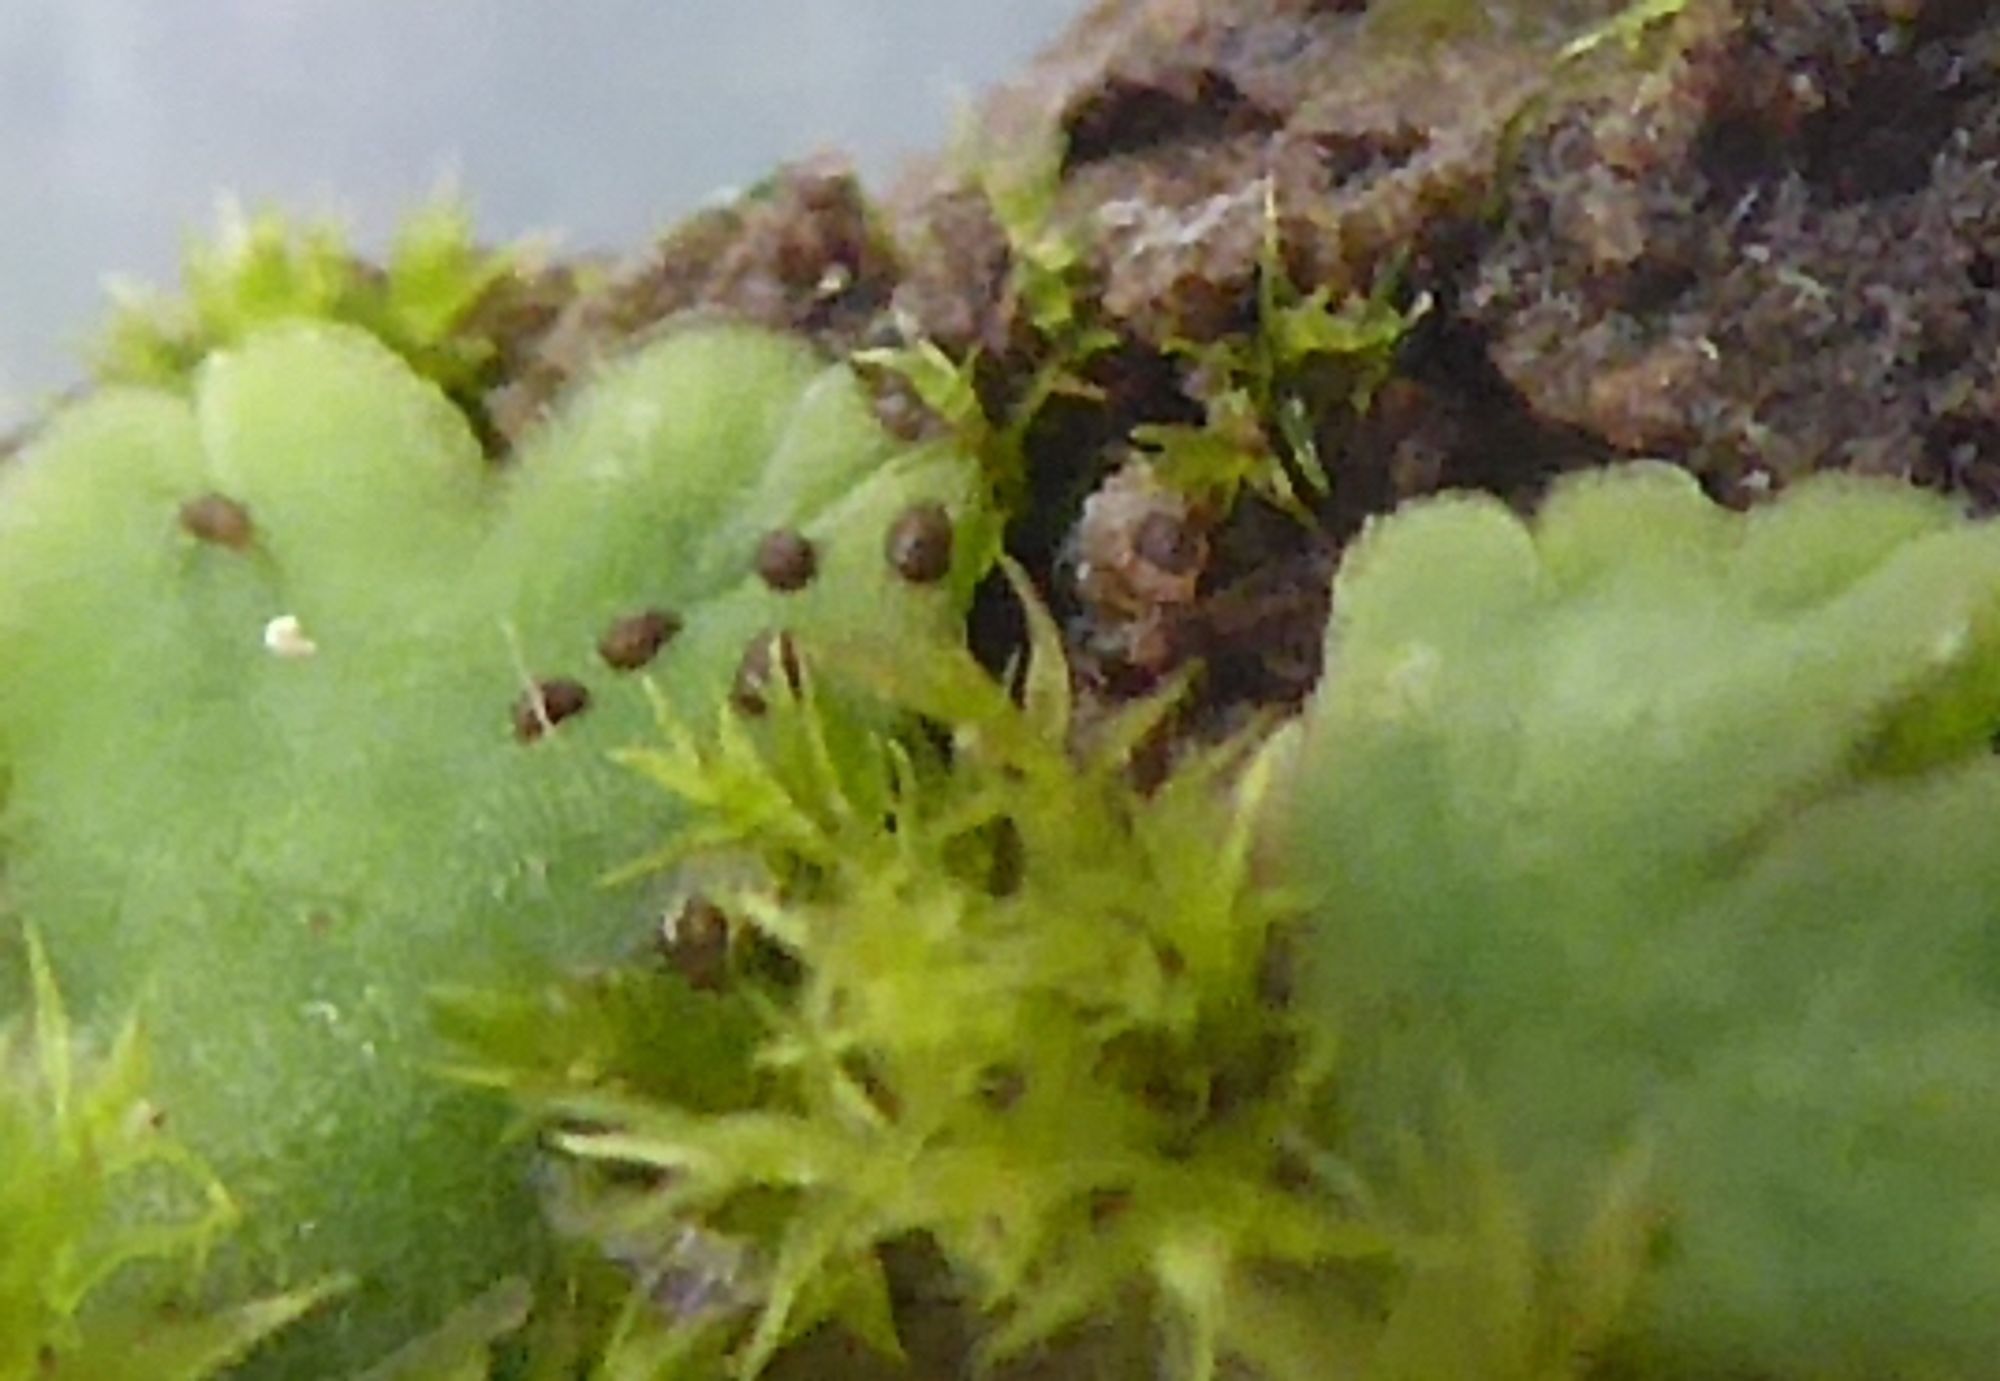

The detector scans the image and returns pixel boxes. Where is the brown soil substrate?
[472,0,2000,736]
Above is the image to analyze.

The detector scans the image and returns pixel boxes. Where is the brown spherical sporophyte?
[598,608,683,671]
[976,1063,1027,1112]
[661,894,732,992]
[730,629,802,717]
[178,492,255,550]
[754,527,817,591]
[512,677,591,742]
[884,501,955,584]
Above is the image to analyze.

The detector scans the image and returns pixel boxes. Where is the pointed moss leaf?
[94,198,522,400]
[1005,555,1073,749]
[495,577,1378,1379]
[1555,0,1691,64]
[1291,463,2000,1376]
[27,929,72,1131]
[0,934,338,1376]
[431,969,760,1114]
[65,1280,350,1381]
[351,1277,532,1381]
[0,320,984,1372]
[812,1251,904,1365]
[379,199,521,352]
[851,342,987,443]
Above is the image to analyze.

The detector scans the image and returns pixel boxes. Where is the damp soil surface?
[456,0,2000,752]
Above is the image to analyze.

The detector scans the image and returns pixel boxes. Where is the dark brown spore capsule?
[1088,1187,1133,1228]
[754,527,817,592]
[661,894,731,991]
[512,677,591,742]
[884,501,954,584]
[841,1054,903,1121]
[178,492,254,550]
[730,630,801,716]
[976,1064,1027,1112]
[598,608,682,671]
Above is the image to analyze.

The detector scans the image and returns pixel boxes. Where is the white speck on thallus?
[263,613,318,658]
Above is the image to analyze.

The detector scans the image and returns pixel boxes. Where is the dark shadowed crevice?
[1314,124,1431,186]
[1616,253,1701,316]
[1062,67,1281,168]
[1692,0,1996,209]
[1798,46,1996,203]
[969,343,1204,683]
[1918,410,2000,514]
[1394,308,1617,500]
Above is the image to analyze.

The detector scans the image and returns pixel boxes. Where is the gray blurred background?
[0,0,1081,430]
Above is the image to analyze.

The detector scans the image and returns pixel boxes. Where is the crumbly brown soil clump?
[486,154,901,443]
[482,0,2000,728]
[1468,0,2000,508]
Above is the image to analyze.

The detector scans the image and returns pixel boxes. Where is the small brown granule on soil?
[486,155,900,441]
[1071,463,1209,678]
